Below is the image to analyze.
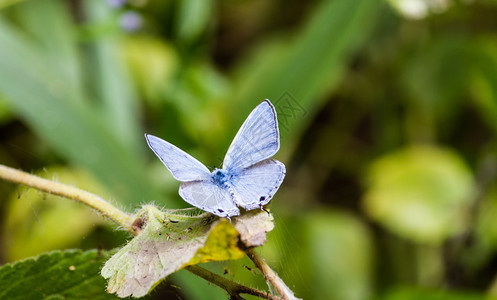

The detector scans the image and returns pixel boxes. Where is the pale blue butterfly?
[145,99,286,219]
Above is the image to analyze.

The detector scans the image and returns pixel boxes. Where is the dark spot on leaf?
[132,217,145,232]
[170,219,179,223]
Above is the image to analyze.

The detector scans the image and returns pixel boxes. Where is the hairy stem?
[0,164,134,231]
[0,164,284,299]
[185,265,282,300]
[246,248,299,300]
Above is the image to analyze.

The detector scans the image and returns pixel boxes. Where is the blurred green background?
[1,0,497,299]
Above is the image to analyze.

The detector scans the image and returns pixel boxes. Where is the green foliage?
[0,249,117,299]
[261,210,373,300]
[0,0,161,208]
[382,287,495,300]
[2,0,497,299]
[363,146,474,245]
[233,0,382,141]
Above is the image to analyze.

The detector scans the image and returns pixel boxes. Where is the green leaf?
[363,146,475,245]
[232,0,382,141]
[102,205,273,298]
[306,211,373,300]
[0,1,162,208]
[472,38,497,134]
[0,249,118,299]
[175,0,214,43]
[383,287,492,300]
[261,210,373,300]
[84,0,143,156]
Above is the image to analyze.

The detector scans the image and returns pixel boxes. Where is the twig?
[185,265,282,300]
[0,164,134,231]
[0,164,283,299]
[246,248,299,300]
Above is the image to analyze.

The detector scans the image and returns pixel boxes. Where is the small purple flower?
[107,0,126,8]
[119,11,142,32]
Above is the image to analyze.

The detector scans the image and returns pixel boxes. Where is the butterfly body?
[146,99,286,218]
[212,169,230,186]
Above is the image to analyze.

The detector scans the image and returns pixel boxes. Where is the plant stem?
[185,265,282,300]
[0,164,134,232]
[0,164,287,299]
[246,248,299,300]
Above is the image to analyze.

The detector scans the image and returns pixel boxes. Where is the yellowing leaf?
[102,205,273,298]
[188,220,245,265]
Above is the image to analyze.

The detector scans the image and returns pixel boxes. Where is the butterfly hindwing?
[179,181,240,217]
[146,134,211,182]
[228,159,286,210]
[222,100,280,172]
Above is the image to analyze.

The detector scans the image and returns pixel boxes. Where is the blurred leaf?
[233,0,382,142]
[475,183,497,252]
[472,38,497,134]
[402,36,471,122]
[175,0,213,43]
[382,287,492,300]
[14,0,84,99]
[0,0,26,10]
[262,210,373,300]
[2,166,110,261]
[85,0,143,156]
[0,249,118,299]
[306,211,373,300]
[123,36,179,104]
[0,0,162,208]
[363,146,474,245]
[102,205,273,298]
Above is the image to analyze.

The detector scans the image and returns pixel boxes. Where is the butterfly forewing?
[145,134,211,182]
[179,181,240,217]
[222,100,280,172]
[228,159,286,210]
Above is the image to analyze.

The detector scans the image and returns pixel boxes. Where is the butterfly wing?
[223,100,280,172]
[145,134,211,182]
[179,181,240,218]
[228,159,286,210]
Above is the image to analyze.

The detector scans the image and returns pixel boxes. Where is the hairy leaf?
[102,205,273,298]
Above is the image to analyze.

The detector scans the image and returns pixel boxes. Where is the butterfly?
[145,99,286,219]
